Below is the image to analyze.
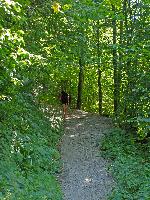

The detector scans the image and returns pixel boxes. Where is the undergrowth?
[0,93,63,200]
[101,128,150,200]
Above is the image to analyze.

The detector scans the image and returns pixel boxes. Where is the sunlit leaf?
[51,1,61,13]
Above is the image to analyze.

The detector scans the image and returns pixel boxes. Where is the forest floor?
[59,110,115,200]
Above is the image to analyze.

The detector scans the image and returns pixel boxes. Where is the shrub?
[0,93,63,199]
[101,128,150,200]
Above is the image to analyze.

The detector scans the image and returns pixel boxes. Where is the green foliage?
[0,94,63,199]
[0,0,149,198]
[101,128,150,200]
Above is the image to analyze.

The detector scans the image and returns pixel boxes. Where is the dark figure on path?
[60,91,69,119]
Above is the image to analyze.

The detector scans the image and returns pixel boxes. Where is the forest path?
[59,110,114,200]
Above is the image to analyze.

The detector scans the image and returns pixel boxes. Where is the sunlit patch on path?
[59,110,115,200]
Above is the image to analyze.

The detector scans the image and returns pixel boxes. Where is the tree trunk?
[77,58,84,110]
[124,0,135,117]
[97,20,102,115]
[118,0,125,112]
[112,5,118,114]
[98,68,102,115]
[118,19,123,103]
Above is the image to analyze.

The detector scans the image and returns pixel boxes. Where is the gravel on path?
[59,110,115,200]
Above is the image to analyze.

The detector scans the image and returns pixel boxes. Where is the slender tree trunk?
[112,5,118,114]
[126,0,132,71]
[127,0,136,118]
[77,58,84,110]
[97,20,102,115]
[118,19,123,98]
[124,0,135,117]
[98,69,102,115]
[122,0,128,115]
[118,0,125,111]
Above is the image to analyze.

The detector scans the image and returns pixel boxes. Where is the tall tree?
[112,4,118,114]
[77,56,84,109]
[96,20,102,115]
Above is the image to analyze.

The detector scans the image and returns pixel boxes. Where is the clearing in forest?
[59,110,115,200]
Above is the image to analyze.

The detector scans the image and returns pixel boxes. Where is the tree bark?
[118,0,126,111]
[98,68,102,115]
[77,58,84,110]
[97,20,102,115]
[112,5,118,114]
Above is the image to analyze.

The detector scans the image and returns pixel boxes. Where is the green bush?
[101,128,150,200]
[0,93,63,200]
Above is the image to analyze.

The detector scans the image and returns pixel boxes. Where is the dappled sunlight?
[68,133,79,138]
[64,121,85,137]
[64,128,79,138]
[70,134,76,138]
[1,0,148,198]
[66,110,89,120]
[65,126,76,131]
[76,123,83,128]
[84,177,93,184]
[49,115,62,129]
[40,105,63,130]
[60,111,114,200]
[5,0,11,4]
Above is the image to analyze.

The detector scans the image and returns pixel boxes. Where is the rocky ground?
[59,110,115,200]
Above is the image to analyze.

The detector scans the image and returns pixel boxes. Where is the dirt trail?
[59,110,114,200]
